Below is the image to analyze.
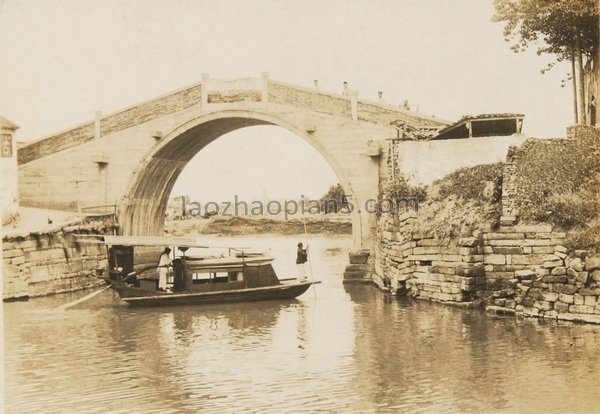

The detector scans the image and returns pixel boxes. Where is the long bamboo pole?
[572,48,579,124]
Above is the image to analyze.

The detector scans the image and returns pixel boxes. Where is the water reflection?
[5,235,600,413]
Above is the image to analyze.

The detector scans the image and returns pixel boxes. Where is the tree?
[493,0,599,126]
[319,183,348,213]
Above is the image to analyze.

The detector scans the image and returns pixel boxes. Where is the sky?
[0,0,574,200]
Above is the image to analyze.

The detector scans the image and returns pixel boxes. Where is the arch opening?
[118,111,359,242]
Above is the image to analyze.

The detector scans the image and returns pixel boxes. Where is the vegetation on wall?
[437,163,504,205]
[380,174,427,215]
[382,163,504,243]
[512,132,600,248]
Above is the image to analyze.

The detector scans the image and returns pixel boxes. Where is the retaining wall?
[374,126,600,323]
[2,218,117,300]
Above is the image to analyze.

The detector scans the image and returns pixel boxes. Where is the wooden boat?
[89,235,319,307]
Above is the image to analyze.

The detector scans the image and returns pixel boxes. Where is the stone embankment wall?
[374,211,600,324]
[374,211,486,302]
[2,218,118,300]
[484,125,600,323]
[373,126,600,323]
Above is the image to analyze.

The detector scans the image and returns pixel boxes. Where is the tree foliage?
[494,0,597,57]
[493,0,599,124]
[319,183,348,213]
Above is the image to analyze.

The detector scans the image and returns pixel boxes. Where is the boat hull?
[111,281,317,307]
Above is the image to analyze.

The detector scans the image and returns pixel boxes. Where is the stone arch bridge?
[17,74,447,250]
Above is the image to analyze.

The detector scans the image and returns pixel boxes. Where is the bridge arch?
[118,109,361,243]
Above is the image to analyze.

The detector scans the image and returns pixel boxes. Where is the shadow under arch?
[118,109,358,238]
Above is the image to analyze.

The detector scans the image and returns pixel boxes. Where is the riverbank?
[165,214,352,236]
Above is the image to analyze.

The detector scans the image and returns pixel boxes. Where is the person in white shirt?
[157,247,171,291]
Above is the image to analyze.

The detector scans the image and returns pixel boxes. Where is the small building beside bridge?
[1,116,19,225]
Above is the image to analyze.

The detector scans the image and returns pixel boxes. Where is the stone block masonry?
[375,211,486,304]
[486,246,600,324]
[374,125,600,324]
[2,218,118,300]
[375,207,600,325]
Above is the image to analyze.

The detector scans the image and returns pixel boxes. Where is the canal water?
[4,235,600,413]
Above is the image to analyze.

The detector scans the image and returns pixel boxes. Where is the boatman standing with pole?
[296,242,308,281]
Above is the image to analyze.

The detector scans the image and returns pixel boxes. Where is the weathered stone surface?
[591,270,600,283]
[514,224,553,233]
[586,255,600,271]
[527,288,544,300]
[484,232,525,240]
[554,251,567,260]
[458,237,479,247]
[522,239,551,247]
[531,246,555,254]
[576,271,590,284]
[584,296,597,307]
[550,266,566,276]
[461,255,484,263]
[554,284,578,295]
[522,306,541,316]
[3,249,23,259]
[534,300,554,311]
[570,258,584,272]
[555,302,570,313]
[543,260,563,269]
[487,271,514,279]
[484,255,506,265]
[492,247,523,255]
[515,269,535,279]
[542,292,559,302]
[541,275,567,284]
[554,245,568,254]
[569,305,595,314]
[510,254,541,265]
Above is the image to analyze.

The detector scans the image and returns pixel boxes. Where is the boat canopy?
[78,235,208,248]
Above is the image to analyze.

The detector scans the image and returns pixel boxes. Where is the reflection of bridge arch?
[119,109,358,239]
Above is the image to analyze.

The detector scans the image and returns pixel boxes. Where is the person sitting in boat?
[296,242,308,281]
[158,247,172,291]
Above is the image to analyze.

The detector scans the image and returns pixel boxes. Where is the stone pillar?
[0,116,19,225]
